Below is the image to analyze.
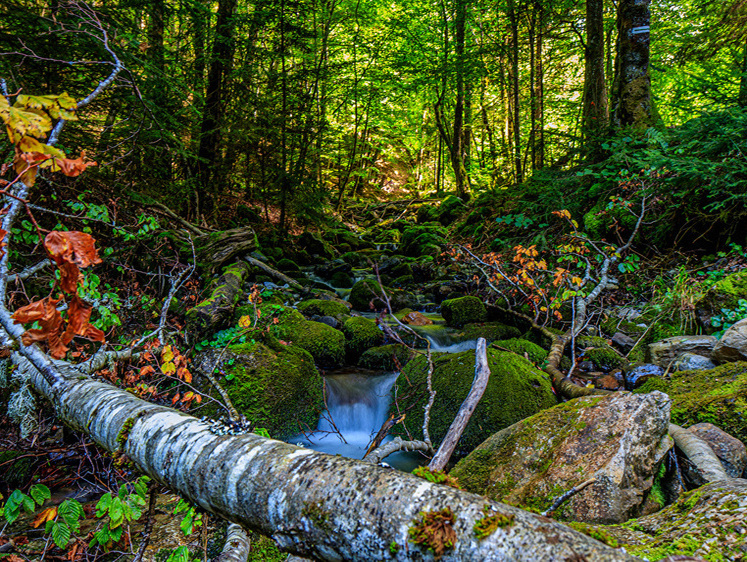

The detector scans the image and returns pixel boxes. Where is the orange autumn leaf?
[44,231,101,269]
[47,151,97,177]
[171,393,180,405]
[32,506,58,529]
[177,367,192,384]
[140,365,155,377]
[63,295,105,344]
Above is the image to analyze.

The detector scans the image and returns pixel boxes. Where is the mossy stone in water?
[440,296,488,327]
[219,341,323,440]
[635,361,747,444]
[271,308,345,369]
[342,317,385,361]
[297,299,350,319]
[359,344,416,370]
[349,279,384,311]
[458,322,522,342]
[391,349,557,460]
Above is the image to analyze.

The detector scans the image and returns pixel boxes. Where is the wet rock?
[358,344,416,370]
[440,296,487,327]
[713,318,747,363]
[452,392,673,524]
[316,316,339,329]
[341,317,385,362]
[401,311,433,326]
[688,422,747,478]
[647,335,717,368]
[625,364,665,390]
[672,352,716,372]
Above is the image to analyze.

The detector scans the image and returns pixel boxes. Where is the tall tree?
[582,0,609,147]
[610,0,653,128]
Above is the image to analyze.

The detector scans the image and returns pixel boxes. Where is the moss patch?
[457,322,522,342]
[492,338,548,365]
[392,348,557,459]
[440,296,488,328]
[296,299,350,319]
[358,344,416,370]
[213,341,323,440]
[270,308,345,369]
[635,361,747,443]
[341,317,385,362]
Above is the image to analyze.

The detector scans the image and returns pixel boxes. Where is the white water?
[293,370,420,470]
[425,337,478,353]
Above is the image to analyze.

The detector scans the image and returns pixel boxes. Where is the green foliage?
[195,325,253,352]
[710,298,747,338]
[412,466,461,489]
[76,270,123,331]
[174,498,203,536]
[0,484,50,525]
[45,498,84,549]
[495,213,535,229]
[165,545,200,562]
[90,476,149,551]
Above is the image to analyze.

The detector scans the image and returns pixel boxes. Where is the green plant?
[174,498,203,536]
[195,326,254,353]
[90,476,149,550]
[76,271,123,331]
[495,213,534,229]
[165,545,200,562]
[0,483,50,525]
[711,298,747,338]
[44,498,85,548]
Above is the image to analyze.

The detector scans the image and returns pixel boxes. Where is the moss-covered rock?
[695,270,747,332]
[186,261,251,341]
[342,317,385,362]
[457,322,522,342]
[417,204,440,224]
[270,308,345,369]
[276,258,301,273]
[437,194,467,225]
[576,336,629,371]
[296,299,351,320]
[391,349,557,459]
[348,279,415,312]
[358,344,416,370]
[492,338,548,365]
[400,223,448,258]
[330,271,354,288]
[440,296,488,327]
[634,361,747,444]
[203,341,323,440]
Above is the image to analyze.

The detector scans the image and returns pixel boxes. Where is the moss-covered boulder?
[296,299,351,320]
[342,317,384,362]
[635,361,747,444]
[440,296,488,327]
[276,258,301,273]
[358,344,416,370]
[400,223,447,257]
[270,308,345,369]
[417,204,440,224]
[437,194,467,225]
[391,349,557,459]
[576,336,629,371]
[492,338,548,365]
[451,392,672,524]
[186,261,252,341]
[348,279,415,312]
[457,322,522,342]
[198,342,323,440]
[695,269,747,332]
[0,450,34,489]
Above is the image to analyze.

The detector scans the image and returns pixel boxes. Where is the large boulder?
[646,335,718,367]
[440,296,488,327]
[391,349,557,460]
[688,422,747,478]
[713,317,747,363]
[358,344,416,370]
[348,279,415,312]
[195,342,323,440]
[296,298,351,321]
[599,480,747,560]
[341,317,385,362]
[270,308,345,369]
[635,362,747,445]
[451,392,672,524]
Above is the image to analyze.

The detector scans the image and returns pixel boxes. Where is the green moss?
[349,279,384,311]
[116,417,136,447]
[412,466,461,489]
[220,341,323,439]
[270,308,345,369]
[392,349,557,459]
[296,299,350,319]
[492,338,548,365]
[635,362,747,443]
[301,500,332,532]
[0,451,34,488]
[341,317,385,361]
[473,506,515,539]
[359,344,416,370]
[567,522,620,548]
[408,508,456,557]
[400,223,448,258]
[440,296,488,328]
[458,322,522,342]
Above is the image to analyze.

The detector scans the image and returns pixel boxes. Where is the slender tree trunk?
[535,3,545,169]
[452,0,470,200]
[195,0,238,219]
[611,0,653,129]
[508,0,522,183]
[739,37,747,107]
[583,0,609,156]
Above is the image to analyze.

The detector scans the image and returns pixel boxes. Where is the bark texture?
[18,354,639,561]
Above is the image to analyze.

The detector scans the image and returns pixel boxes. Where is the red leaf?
[44,231,101,269]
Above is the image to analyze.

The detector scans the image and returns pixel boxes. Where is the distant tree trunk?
[195,0,238,220]
[452,0,470,200]
[739,37,747,107]
[507,0,522,183]
[583,0,609,150]
[534,1,545,169]
[611,0,653,129]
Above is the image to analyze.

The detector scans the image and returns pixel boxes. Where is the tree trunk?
[507,0,522,183]
[583,0,609,149]
[195,0,238,219]
[12,350,639,562]
[739,37,747,107]
[611,0,653,129]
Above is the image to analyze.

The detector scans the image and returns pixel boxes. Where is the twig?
[132,483,159,562]
[542,478,596,517]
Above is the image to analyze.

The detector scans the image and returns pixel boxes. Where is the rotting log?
[16,354,640,561]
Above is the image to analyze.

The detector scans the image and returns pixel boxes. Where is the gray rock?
[672,352,717,371]
[452,392,673,524]
[612,331,636,352]
[646,335,718,368]
[625,363,665,390]
[316,315,339,329]
[712,317,747,363]
[688,422,747,478]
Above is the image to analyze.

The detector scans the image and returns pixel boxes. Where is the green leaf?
[51,520,72,548]
[109,498,124,528]
[30,484,51,505]
[96,493,112,517]
[59,499,83,532]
